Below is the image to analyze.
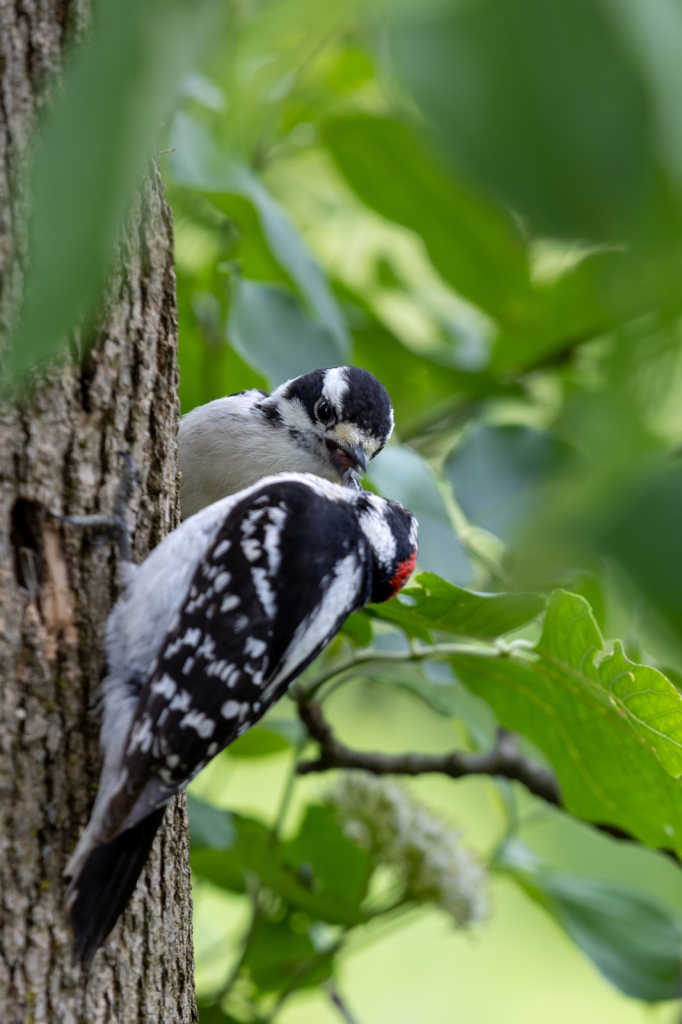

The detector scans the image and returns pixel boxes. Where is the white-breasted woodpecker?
[178,366,394,518]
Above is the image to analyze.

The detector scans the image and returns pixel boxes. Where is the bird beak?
[324,439,368,482]
[346,444,368,474]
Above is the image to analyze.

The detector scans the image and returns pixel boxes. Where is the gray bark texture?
[0,2,196,1022]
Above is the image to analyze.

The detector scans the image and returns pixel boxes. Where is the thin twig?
[296,640,506,704]
[325,981,362,1024]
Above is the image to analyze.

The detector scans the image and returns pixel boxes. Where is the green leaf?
[452,591,682,852]
[187,794,236,849]
[340,612,373,648]
[10,0,219,387]
[226,726,291,759]
[554,569,606,634]
[446,424,573,543]
[538,602,682,779]
[368,447,472,585]
[196,1001,242,1024]
[369,571,545,643]
[191,847,246,894]
[322,114,533,325]
[191,813,369,926]
[500,840,682,1001]
[169,111,348,355]
[243,916,332,993]
[389,0,657,243]
[284,804,372,905]
[228,279,341,387]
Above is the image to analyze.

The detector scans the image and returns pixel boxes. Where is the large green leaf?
[500,840,682,1001]
[452,591,682,852]
[389,0,657,243]
[10,0,219,387]
[368,572,545,642]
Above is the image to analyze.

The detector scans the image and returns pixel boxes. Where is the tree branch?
[295,699,679,862]
[297,701,561,804]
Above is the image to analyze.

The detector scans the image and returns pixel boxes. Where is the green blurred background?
[149,0,682,1019]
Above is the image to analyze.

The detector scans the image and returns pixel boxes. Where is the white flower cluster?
[328,771,488,927]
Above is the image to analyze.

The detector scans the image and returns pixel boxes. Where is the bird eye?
[316,399,333,423]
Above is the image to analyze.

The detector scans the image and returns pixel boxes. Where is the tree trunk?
[0,3,196,1022]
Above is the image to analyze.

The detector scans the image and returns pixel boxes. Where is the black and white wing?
[100,477,371,843]
[68,478,371,963]
[65,474,418,964]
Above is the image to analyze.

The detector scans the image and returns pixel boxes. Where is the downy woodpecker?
[63,464,417,966]
[178,366,394,518]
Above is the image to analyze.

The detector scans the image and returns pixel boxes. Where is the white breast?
[178,393,336,519]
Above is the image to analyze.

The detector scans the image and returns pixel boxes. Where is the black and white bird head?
[266,366,394,487]
[178,366,394,518]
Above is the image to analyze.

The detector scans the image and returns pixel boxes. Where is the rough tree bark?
[0,3,196,1022]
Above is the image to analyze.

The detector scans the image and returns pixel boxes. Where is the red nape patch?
[388,549,417,597]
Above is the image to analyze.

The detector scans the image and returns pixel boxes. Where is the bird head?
[355,492,419,603]
[267,367,394,487]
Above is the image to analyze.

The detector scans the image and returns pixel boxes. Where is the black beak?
[325,439,368,481]
[345,443,368,474]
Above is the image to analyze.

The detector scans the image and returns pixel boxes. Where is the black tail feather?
[69,807,166,968]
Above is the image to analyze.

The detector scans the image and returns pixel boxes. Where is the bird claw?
[55,452,137,563]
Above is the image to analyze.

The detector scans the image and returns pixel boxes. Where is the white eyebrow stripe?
[322,367,349,411]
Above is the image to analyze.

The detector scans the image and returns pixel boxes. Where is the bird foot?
[55,452,137,564]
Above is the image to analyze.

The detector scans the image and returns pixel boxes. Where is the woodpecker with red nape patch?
[178,366,394,519]
[62,464,417,966]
